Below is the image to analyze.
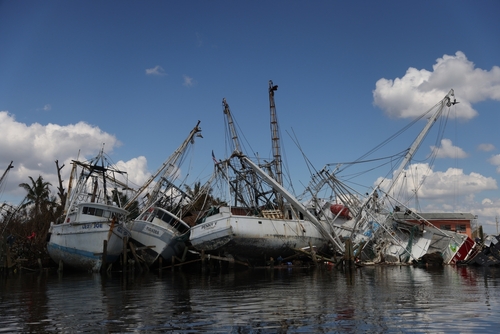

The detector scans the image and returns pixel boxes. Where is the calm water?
[1,265,499,333]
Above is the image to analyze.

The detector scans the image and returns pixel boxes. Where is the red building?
[392,212,476,239]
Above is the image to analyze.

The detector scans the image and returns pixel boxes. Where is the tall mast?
[269,80,282,186]
[124,121,202,210]
[386,89,456,195]
[0,161,14,189]
[223,98,242,153]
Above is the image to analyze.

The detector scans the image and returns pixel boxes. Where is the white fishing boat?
[125,121,202,266]
[47,149,131,272]
[190,83,343,264]
[304,89,476,264]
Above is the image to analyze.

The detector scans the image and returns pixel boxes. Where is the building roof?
[392,212,476,221]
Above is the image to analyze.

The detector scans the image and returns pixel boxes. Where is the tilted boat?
[124,121,202,266]
[190,82,342,264]
[303,89,476,264]
[47,149,131,272]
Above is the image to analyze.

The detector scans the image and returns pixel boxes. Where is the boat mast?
[124,121,202,211]
[269,81,282,186]
[0,161,14,190]
[269,81,285,213]
[386,89,456,196]
[223,99,242,154]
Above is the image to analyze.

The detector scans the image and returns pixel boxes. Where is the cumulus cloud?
[376,163,497,200]
[489,154,500,173]
[478,143,495,152]
[0,111,148,204]
[430,139,468,159]
[373,51,500,120]
[183,75,195,87]
[145,65,167,76]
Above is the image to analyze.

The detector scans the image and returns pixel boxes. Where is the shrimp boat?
[124,121,202,266]
[304,89,476,264]
[47,149,131,272]
[189,83,343,264]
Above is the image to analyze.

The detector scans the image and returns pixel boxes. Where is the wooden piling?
[122,236,128,272]
[201,250,206,272]
[309,241,318,265]
[344,238,354,268]
[101,240,108,273]
[128,242,143,273]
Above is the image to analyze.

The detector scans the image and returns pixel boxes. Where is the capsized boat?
[124,121,202,266]
[47,149,131,272]
[303,89,476,264]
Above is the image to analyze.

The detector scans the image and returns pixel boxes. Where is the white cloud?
[489,154,500,173]
[0,111,149,204]
[183,75,195,87]
[376,163,497,200]
[145,65,167,76]
[478,143,495,152]
[430,138,467,159]
[373,51,500,120]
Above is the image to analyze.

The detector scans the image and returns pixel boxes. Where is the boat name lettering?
[82,223,103,229]
[145,226,160,235]
[201,221,217,229]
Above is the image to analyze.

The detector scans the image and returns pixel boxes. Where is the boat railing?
[261,210,284,219]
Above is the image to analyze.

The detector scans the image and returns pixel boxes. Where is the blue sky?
[1,1,500,233]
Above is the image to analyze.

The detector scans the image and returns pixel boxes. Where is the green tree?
[19,175,53,215]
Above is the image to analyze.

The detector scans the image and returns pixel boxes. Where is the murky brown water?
[1,265,499,333]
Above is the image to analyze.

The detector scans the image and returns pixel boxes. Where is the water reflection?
[1,265,500,333]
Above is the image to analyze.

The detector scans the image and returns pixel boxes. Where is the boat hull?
[189,208,329,262]
[127,219,188,266]
[47,221,129,272]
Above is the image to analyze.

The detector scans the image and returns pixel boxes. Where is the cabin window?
[82,206,110,217]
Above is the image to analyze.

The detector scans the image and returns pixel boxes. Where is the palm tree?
[184,181,226,212]
[19,175,52,215]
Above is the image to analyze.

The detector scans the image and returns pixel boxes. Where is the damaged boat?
[47,149,131,272]
[189,82,342,264]
[124,121,203,266]
[302,89,476,265]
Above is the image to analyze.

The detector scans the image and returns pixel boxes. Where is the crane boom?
[387,89,455,195]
